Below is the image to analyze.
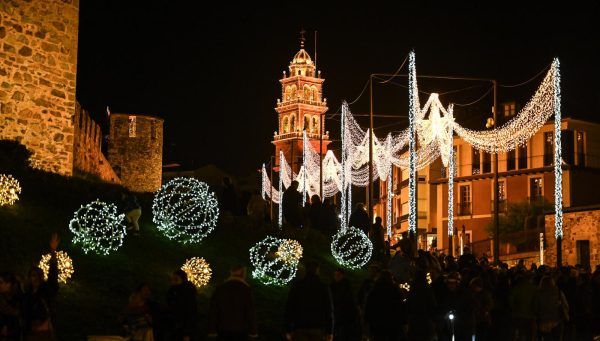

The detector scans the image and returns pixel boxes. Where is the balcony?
[458,202,471,216]
[491,199,507,213]
[277,98,327,107]
[273,131,329,141]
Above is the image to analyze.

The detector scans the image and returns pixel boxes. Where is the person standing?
[284,260,333,341]
[208,265,258,341]
[166,270,198,341]
[282,181,303,228]
[369,217,385,262]
[123,191,142,235]
[246,190,266,227]
[348,203,370,235]
[0,272,23,340]
[330,268,360,341]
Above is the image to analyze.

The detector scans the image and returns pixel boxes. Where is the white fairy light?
[152,178,219,244]
[69,200,126,255]
[448,143,455,239]
[387,163,392,238]
[249,236,302,286]
[181,257,212,288]
[302,130,307,207]
[0,174,21,206]
[553,58,563,239]
[408,51,417,235]
[38,251,74,283]
[341,102,348,229]
[279,151,284,228]
[331,226,373,269]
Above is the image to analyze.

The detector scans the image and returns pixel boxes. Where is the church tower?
[272,33,330,174]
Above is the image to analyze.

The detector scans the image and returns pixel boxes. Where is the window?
[282,116,289,133]
[472,148,480,175]
[459,185,471,215]
[128,116,136,137]
[507,149,516,171]
[518,144,528,169]
[482,151,491,173]
[304,85,311,100]
[503,102,516,117]
[529,177,543,203]
[285,86,291,101]
[493,180,507,213]
[312,116,319,134]
[577,131,585,166]
[290,115,296,132]
[562,130,574,165]
[311,86,318,102]
[304,115,310,131]
[544,132,554,166]
[291,85,297,99]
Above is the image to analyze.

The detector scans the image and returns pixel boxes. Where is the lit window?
[128,116,136,137]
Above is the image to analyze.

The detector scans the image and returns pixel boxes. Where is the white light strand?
[181,257,212,288]
[408,51,417,234]
[38,251,74,283]
[279,150,284,228]
[152,178,219,244]
[387,163,392,238]
[331,226,373,269]
[0,174,21,206]
[69,200,126,255]
[448,143,455,238]
[249,236,302,286]
[302,130,307,207]
[341,102,348,229]
[553,58,563,239]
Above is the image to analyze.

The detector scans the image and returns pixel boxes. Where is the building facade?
[374,117,600,261]
[272,38,330,173]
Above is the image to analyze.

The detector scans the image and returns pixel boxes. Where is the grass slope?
[0,170,367,340]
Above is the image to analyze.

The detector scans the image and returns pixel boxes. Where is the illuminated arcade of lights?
[0,174,21,206]
[38,251,75,283]
[152,177,220,244]
[262,52,563,240]
[181,257,212,288]
[69,200,127,255]
[249,236,303,286]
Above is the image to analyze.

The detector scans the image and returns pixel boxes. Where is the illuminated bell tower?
[272,33,330,175]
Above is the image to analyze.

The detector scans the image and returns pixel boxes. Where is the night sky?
[76,2,599,176]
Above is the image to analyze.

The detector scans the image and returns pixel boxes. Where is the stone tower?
[0,0,79,175]
[272,35,330,173]
[108,113,163,193]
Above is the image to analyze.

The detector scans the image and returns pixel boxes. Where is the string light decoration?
[152,177,219,244]
[38,251,74,283]
[331,226,373,269]
[0,174,21,206]
[448,145,455,239]
[387,163,392,238]
[249,236,302,286]
[69,200,126,255]
[399,282,411,292]
[279,151,284,228]
[181,257,212,288]
[408,51,417,234]
[553,58,563,238]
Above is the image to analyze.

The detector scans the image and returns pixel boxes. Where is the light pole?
[487,81,500,264]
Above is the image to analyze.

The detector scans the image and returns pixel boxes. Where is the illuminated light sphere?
[152,178,219,243]
[181,257,212,288]
[69,200,126,255]
[249,236,303,286]
[38,251,74,283]
[0,174,21,206]
[331,226,373,269]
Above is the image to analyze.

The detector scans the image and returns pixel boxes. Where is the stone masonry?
[108,114,163,193]
[0,0,79,175]
[545,208,600,269]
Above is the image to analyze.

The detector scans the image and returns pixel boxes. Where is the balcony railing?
[273,131,329,141]
[277,98,327,107]
[491,199,507,213]
[458,202,471,216]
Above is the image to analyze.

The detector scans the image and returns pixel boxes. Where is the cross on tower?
[299,28,306,48]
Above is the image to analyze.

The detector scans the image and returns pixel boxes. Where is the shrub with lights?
[69,200,126,255]
[0,174,21,206]
[181,257,212,288]
[38,251,74,283]
[152,177,219,243]
[249,236,303,286]
[331,226,373,269]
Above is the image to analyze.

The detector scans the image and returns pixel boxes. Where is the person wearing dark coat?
[318,199,338,233]
[348,203,370,235]
[282,181,303,228]
[364,270,407,341]
[23,233,60,341]
[330,269,361,341]
[166,270,198,341]
[284,260,333,341]
[406,270,437,341]
[308,195,322,230]
[369,217,386,262]
[208,265,258,341]
[0,272,23,341]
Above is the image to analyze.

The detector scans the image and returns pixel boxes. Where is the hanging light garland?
[181,257,212,288]
[249,236,302,286]
[279,151,284,228]
[38,251,74,283]
[69,200,126,255]
[553,58,563,239]
[0,174,21,206]
[408,51,417,235]
[331,226,373,269]
[152,177,219,244]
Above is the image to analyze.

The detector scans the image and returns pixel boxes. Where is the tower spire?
[299,28,306,48]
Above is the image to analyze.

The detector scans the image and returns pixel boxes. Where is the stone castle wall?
[545,209,600,269]
[0,0,79,175]
[72,102,119,183]
[108,114,163,193]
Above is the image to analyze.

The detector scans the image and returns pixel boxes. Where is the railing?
[491,199,508,213]
[277,98,327,107]
[458,202,471,216]
[273,132,329,141]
